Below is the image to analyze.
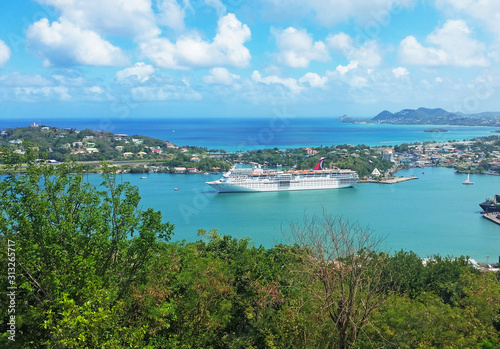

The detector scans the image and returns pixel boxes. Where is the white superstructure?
[206,158,358,193]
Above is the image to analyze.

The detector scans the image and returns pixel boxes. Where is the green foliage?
[386,252,481,303]
[362,292,491,348]
[385,250,427,298]
[0,160,173,347]
[1,154,500,348]
[394,143,410,153]
[478,339,500,348]
[160,156,230,173]
[125,231,296,348]
[238,145,392,176]
[42,290,147,348]
[421,255,478,305]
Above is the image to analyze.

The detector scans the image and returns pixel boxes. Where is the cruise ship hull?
[206,179,356,193]
[206,163,358,193]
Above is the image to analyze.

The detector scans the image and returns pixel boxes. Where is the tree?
[385,250,426,298]
[286,213,390,349]
[363,292,491,348]
[0,159,174,347]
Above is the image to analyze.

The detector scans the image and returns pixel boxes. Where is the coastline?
[2,117,498,151]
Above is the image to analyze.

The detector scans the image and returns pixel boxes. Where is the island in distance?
[424,128,448,132]
[340,107,500,127]
[372,107,500,126]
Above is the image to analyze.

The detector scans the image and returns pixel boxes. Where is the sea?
[4,117,500,262]
[77,167,499,263]
[4,116,499,151]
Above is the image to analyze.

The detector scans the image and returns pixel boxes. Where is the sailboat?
[462,173,473,185]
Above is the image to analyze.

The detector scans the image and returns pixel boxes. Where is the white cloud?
[27,18,129,66]
[116,62,155,82]
[14,86,71,100]
[399,36,445,66]
[0,72,52,87]
[398,20,488,67]
[88,86,104,94]
[0,40,11,66]
[113,73,203,101]
[35,0,159,40]
[336,61,358,75]
[157,0,187,31]
[0,72,114,101]
[141,13,251,69]
[130,86,202,101]
[251,70,302,93]
[272,27,329,68]
[52,75,86,87]
[202,67,240,85]
[326,65,368,89]
[392,67,409,78]
[327,33,381,67]
[299,72,328,87]
[349,76,368,88]
[436,0,500,38]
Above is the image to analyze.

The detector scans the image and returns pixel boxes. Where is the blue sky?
[1,0,500,119]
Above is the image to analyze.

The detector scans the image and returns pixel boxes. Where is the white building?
[382,149,394,162]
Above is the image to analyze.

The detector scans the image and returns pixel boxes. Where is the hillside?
[372,107,500,126]
[0,124,231,173]
[0,124,171,161]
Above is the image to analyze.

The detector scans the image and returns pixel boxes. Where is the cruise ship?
[206,157,358,193]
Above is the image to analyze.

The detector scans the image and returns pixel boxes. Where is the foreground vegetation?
[1,155,500,348]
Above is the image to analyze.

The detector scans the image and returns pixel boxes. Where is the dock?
[483,213,500,226]
[359,176,418,184]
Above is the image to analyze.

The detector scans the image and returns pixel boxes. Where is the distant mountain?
[371,107,500,126]
[373,110,394,120]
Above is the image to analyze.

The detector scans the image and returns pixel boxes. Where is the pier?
[359,176,418,184]
[483,213,500,226]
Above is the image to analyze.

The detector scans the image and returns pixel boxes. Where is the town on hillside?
[2,123,500,178]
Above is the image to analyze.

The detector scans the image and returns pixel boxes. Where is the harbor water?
[87,167,500,262]
[5,117,500,261]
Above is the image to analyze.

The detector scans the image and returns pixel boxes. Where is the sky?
[1,0,500,120]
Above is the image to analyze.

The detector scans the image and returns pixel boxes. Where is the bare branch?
[284,211,390,349]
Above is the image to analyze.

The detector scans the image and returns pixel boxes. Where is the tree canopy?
[1,157,499,348]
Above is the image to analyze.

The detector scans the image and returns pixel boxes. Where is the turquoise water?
[3,117,498,151]
[88,168,500,262]
[5,116,500,261]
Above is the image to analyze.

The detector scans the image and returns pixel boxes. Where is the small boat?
[462,173,473,185]
[140,176,147,179]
